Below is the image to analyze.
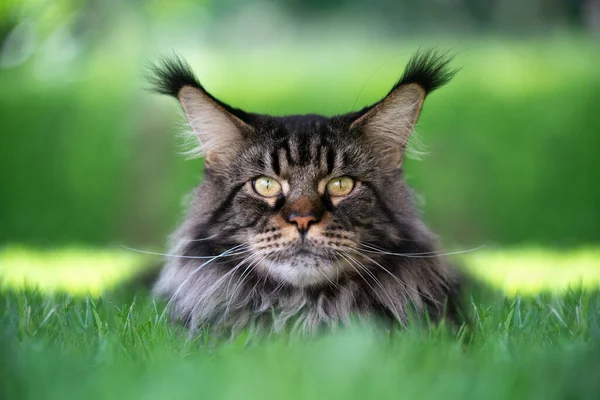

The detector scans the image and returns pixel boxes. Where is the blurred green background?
[0,0,599,291]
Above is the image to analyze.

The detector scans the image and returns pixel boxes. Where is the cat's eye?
[253,176,282,197]
[326,176,355,197]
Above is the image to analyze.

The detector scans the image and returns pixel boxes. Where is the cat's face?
[204,117,396,286]
[150,52,455,287]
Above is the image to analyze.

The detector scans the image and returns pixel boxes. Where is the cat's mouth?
[273,240,337,260]
[253,239,347,287]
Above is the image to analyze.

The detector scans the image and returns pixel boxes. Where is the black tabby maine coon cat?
[150,50,465,336]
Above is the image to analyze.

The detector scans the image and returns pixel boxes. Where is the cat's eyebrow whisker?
[358,243,486,258]
[121,244,251,259]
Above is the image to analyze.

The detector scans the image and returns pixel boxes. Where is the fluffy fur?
[150,50,463,337]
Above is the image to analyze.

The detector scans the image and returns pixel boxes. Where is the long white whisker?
[187,263,250,325]
[175,234,219,243]
[121,245,250,259]
[161,243,251,319]
[247,255,271,297]
[344,247,443,307]
[225,254,268,316]
[337,251,372,289]
[189,252,260,315]
[359,243,486,258]
[338,250,403,321]
[318,268,341,288]
[225,252,262,299]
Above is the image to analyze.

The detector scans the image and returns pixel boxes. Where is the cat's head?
[151,51,456,287]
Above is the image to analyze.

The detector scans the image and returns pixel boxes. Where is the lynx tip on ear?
[393,49,458,95]
[147,54,203,98]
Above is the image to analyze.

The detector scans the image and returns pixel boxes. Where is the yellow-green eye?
[326,176,355,197]
[253,176,282,197]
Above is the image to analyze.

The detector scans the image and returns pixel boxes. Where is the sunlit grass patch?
[0,246,147,295]
[1,245,599,295]
[461,247,600,294]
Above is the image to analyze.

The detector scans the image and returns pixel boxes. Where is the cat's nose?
[288,212,320,234]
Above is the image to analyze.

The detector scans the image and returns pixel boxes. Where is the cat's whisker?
[247,255,272,297]
[357,250,421,325]
[188,267,248,328]
[336,251,372,290]
[161,243,251,318]
[174,234,219,243]
[343,246,443,307]
[358,242,486,258]
[201,250,258,304]
[121,244,250,259]
[224,252,262,300]
[189,253,258,317]
[317,267,341,288]
[337,250,404,322]
[225,254,269,316]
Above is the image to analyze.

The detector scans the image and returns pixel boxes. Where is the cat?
[149,50,465,337]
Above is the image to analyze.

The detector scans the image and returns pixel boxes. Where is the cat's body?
[151,51,465,336]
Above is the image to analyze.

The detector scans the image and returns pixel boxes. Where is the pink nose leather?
[288,213,317,233]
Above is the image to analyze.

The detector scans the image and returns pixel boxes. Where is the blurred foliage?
[0,1,599,248]
[1,0,598,41]
[1,37,598,247]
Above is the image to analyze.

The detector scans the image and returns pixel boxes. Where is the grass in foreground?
[1,247,600,399]
[1,287,599,400]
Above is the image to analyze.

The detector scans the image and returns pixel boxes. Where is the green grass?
[1,247,600,399]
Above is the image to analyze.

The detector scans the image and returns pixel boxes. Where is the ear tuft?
[147,54,252,170]
[393,49,458,95]
[148,55,203,98]
[350,49,457,170]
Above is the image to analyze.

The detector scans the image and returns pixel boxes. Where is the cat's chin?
[262,252,342,288]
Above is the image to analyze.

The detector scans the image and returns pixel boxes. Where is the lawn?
[1,247,599,399]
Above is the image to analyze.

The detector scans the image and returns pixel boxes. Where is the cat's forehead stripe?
[270,147,280,175]
[266,132,338,176]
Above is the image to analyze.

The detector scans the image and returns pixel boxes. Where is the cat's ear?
[350,50,457,169]
[176,86,251,168]
[149,56,252,169]
[351,83,425,168]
